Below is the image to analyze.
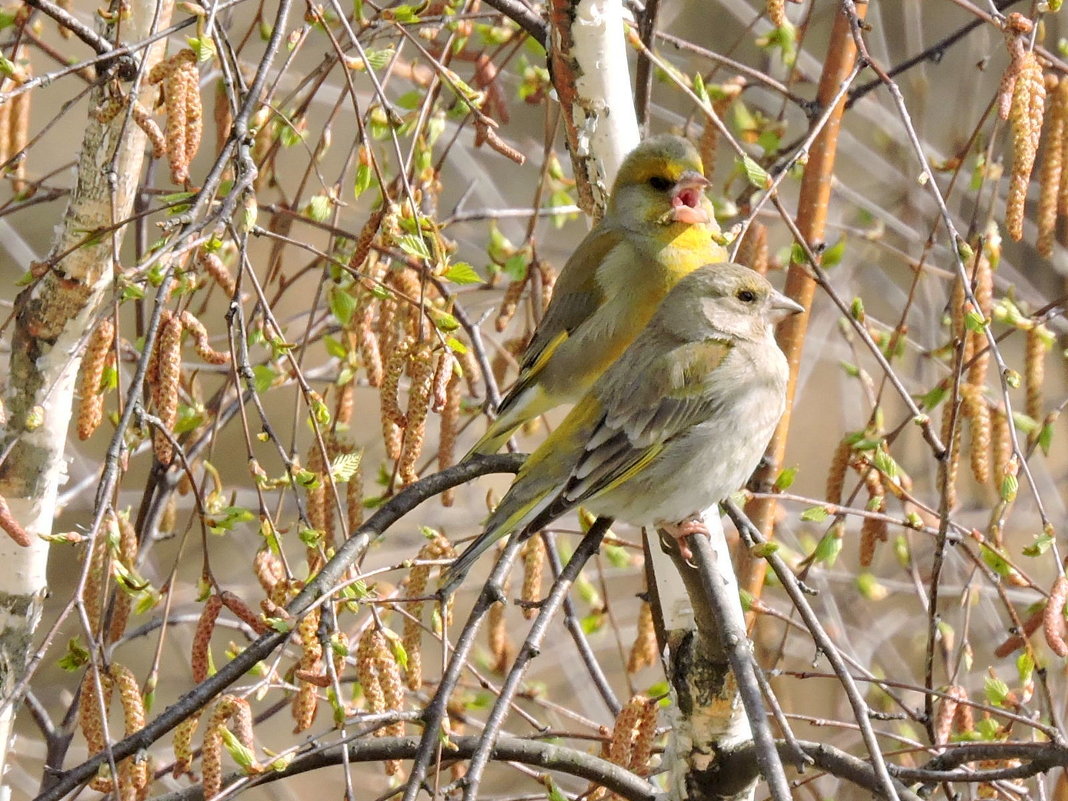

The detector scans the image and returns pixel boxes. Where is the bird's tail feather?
[439,487,556,596]
[462,384,545,459]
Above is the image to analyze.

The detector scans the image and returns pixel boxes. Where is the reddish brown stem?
[741,0,868,604]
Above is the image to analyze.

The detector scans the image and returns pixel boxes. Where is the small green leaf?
[252,365,278,393]
[443,261,482,285]
[1022,532,1054,557]
[873,446,899,480]
[220,727,257,771]
[1038,420,1054,455]
[503,252,529,281]
[812,530,843,566]
[1000,472,1018,503]
[856,573,888,601]
[981,544,1011,577]
[774,466,798,491]
[329,286,358,327]
[739,154,771,189]
[821,237,846,268]
[305,193,332,222]
[1017,651,1034,686]
[919,383,948,410]
[984,674,1010,707]
[187,35,217,62]
[964,309,987,333]
[330,451,362,483]
[544,777,568,801]
[431,309,460,332]
[800,505,830,522]
[398,234,431,260]
[57,637,90,671]
[353,163,374,198]
[850,297,865,321]
[323,335,348,360]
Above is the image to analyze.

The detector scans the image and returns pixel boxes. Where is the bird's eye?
[648,176,673,191]
[737,289,757,303]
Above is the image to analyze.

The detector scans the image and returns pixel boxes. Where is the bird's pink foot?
[659,514,710,561]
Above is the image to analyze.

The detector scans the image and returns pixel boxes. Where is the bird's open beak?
[670,171,711,224]
[769,290,804,320]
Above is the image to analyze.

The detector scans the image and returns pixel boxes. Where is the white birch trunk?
[0,0,172,783]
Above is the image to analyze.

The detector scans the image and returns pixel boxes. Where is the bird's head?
[607,134,714,231]
[655,262,804,342]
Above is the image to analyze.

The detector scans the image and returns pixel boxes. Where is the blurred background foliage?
[3,0,1068,799]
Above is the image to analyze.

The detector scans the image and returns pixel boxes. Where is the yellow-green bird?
[466,134,728,457]
[441,263,803,595]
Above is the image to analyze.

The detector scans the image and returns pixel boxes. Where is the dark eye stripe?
[648,176,672,191]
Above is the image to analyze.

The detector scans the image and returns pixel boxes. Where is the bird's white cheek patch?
[700,297,723,325]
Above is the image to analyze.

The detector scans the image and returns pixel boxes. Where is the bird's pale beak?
[769,290,804,320]
[670,170,711,224]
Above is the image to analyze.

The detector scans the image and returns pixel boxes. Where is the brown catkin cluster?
[1025,325,1048,422]
[202,695,256,799]
[934,685,973,747]
[533,259,557,314]
[149,311,183,465]
[82,514,113,641]
[147,49,202,184]
[78,669,115,792]
[966,256,993,387]
[859,467,887,567]
[303,440,333,566]
[379,334,456,486]
[402,532,456,690]
[213,79,232,161]
[992,406,1013,482]
[95,93,167,169]
[381,336,413,458]
[172,715,201,777]
[1044,574,1068,657]
[178,311,229,364]
[939,395,962,511]
[591,695,659,801]
[196,248,238,298]
[109,663,148,799]
[994,605,1044,657]
[78,318,114,440]
[766,0,785,26]
[292,606,323,732]
[192,594,224,684]
[350,252,388,388]
[145,307,230,464]
[439,368,462,506]
[825,437,852,505]
[496,273,528,332]
[356,627,405,774]
[520,536,545,620]
[399,343,435,486]
[961,384,992,485]
[0,48,31,193]
[221,590,270,635]
[107,513,139,645]
[1000,16,1046,241]
[1038,78,1068,255]
[627,599,658,673]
